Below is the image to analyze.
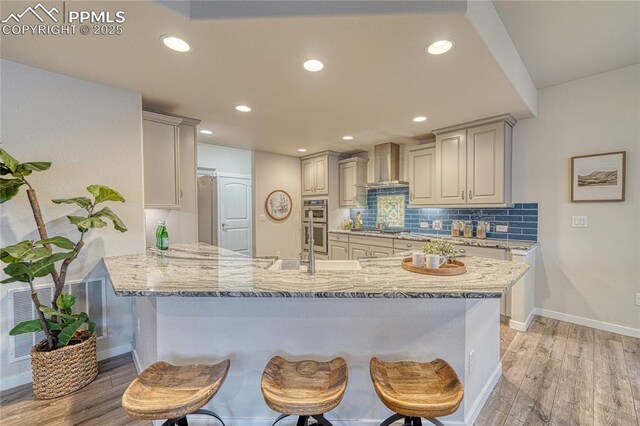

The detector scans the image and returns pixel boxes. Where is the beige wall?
[0,60,145,388]
[253,151,302,257]
[513,64,640,333]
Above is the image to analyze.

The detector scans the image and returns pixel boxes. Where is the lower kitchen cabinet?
[329,241,349,260]
[349,243,369,260]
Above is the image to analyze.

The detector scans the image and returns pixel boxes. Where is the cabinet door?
[435,130,466,204]
[143,118,180,208]
[350,243,370,260]
[339,162,356,207]
[313,156,328,195]
[329,242,349,260]
[370,245,394,258]
[466,122,505,204]
[301,159,316,196]
[408,146,436,206]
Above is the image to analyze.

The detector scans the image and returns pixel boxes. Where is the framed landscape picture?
[265,190,292,221]
[571,151,626,202]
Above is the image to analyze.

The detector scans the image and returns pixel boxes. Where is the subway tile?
[522,203,538,209]
[522,216,538,223]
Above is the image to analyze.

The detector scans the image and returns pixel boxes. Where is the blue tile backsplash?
[350,187,538,242]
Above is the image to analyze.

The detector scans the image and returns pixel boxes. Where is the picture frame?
[571,151,626,202]
[265,190,293,221]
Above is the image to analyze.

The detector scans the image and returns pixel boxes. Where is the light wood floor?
[477,316,640,426]
[1,316,638,425]
[0,352,150,426]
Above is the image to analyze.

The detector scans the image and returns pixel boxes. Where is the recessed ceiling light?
[303,59,324,72]
[235,105,251,112]
[298,148,308,153]
[412,116,427,122]
[342,136,354,140]
[161,35,191,52]
[427,39,453,55]
[199,129,213,135]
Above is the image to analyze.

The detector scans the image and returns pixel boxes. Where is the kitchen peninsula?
[104,243,529,425]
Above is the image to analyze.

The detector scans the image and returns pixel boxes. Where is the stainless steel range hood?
[356,142,409,189]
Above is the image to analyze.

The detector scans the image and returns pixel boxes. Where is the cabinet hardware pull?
[461,190,465,200]
[407,243,412,247]
[469,190,472,200]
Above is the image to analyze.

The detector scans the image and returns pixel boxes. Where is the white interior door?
[218,176,252,255]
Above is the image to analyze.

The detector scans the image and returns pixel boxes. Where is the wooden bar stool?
[261,356,348,426]
[122,360,230,426]
[370,357,463,426]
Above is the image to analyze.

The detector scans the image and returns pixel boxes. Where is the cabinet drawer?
[349,235,394,248]
[328,233,350,242]
[393,239,425,251]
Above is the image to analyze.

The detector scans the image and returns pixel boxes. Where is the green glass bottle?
[155,221,169,251]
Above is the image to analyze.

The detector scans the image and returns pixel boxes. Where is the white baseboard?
[463,362,502,426]
[534,308,640,338]
[0,343,132,392]
[509,309,535,332]
[175,416,468,426]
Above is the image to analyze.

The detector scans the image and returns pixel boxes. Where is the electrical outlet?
[432,220,442,230]
[468,349,475,375]
[636,293,640,307]
[259,214,267,223]
[496,225,508,233]
[572,216,588,228]
[419,222,429,229]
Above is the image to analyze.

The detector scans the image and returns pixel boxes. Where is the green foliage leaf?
[29,252,74,277]
[87,185,125,204]
[51,197,93,211]
[0,275,29,284]
[87,320,95,334]
[0,178,22,203]
[67,215,107,231]
[92,207,128,232]
[0,149,19,173]
[15,162,51,173]
[3,241,32,259]
[9,319,63,335]
[38,305,75,321]
[3,262,30,277]
[57,312,88,347]
[56,293,76,313]
[22,247,52,261]
[36,236,76,250]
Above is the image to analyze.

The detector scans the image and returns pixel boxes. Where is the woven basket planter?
[30,330,98,399]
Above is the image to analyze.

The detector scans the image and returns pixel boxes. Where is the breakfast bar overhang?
[104,243,529,426]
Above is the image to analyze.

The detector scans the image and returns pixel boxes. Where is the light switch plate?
[572,216,588,228]
[635,293,640,307]
[259,214,266,223]
[496,225,508,233]
[419,222,429,229]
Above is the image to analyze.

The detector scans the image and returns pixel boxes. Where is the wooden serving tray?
[401,257,467,276]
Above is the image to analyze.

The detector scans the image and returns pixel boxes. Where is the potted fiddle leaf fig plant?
[0,148,128,399]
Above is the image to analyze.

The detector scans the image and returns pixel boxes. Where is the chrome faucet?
[307,210,315,274]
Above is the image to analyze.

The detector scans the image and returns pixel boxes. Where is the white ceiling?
[494,0,640,89]
[5,1,633,156]
[0,1,537,156]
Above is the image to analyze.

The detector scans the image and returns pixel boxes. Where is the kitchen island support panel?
[133,297,500,426]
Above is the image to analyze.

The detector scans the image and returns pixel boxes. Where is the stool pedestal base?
[271,413,333,426]
[160,409,225,426]
[380,413,445,426]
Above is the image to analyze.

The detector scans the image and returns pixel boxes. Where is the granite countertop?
[104,243,530,298]
[329,229,538,251]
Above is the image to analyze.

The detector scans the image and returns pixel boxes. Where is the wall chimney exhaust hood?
[356,142,409,189]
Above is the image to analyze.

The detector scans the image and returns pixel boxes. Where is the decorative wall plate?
[265,190,292,221]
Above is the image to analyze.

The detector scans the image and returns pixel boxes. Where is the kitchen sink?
[267,259,362,272]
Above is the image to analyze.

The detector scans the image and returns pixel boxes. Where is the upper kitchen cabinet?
[408,144,436,206]
[300,151,343,197]
[143,111,182,208]
[338,157,368,207]
[432,114,516,207]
